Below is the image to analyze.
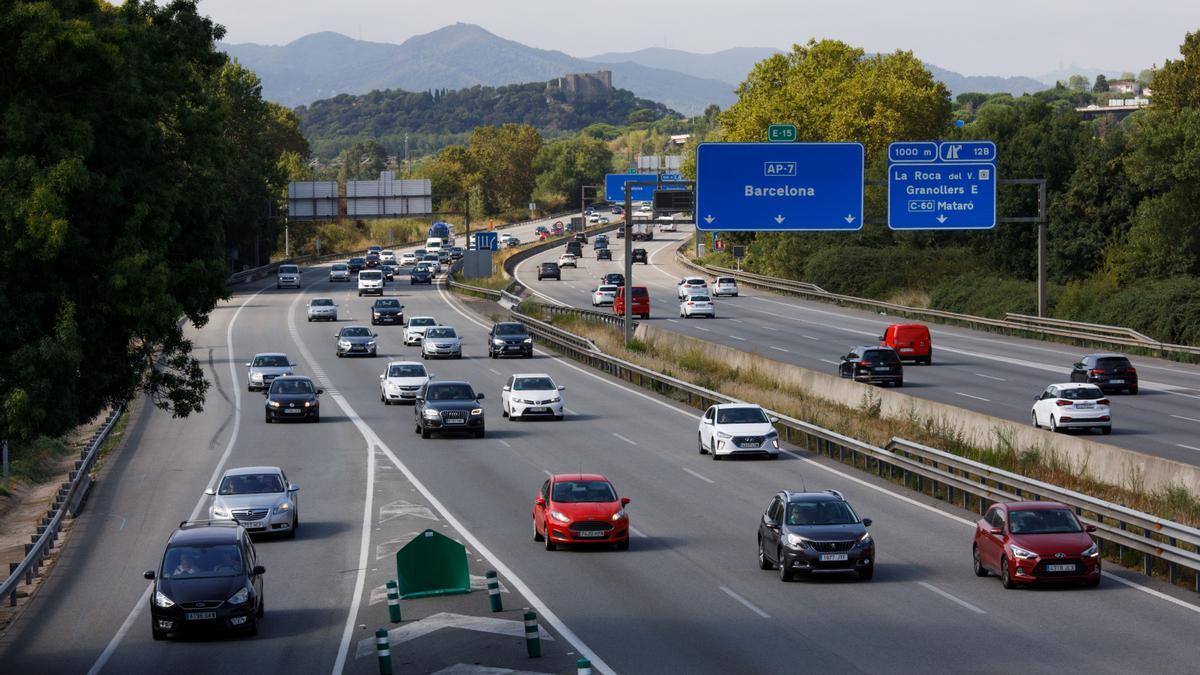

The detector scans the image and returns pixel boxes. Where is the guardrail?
[677,253,1200,358]
[3,404,126,607]
[511,305,1200,592]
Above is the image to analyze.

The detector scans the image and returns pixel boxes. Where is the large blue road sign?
[694,143,864,232]
[888,141,997,230]
[604,173,684,202]
[473,232,499,251]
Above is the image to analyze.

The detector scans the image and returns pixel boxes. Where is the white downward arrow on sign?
[704,215,715,224]
[844,214,856,224]
[936,214,948,223]
[774,214,786,224]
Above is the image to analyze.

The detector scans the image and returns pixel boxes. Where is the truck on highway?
[428,221,454,247]
[630,220,654,241]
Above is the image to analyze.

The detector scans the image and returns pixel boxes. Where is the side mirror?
[415,397,424,404]
[380,374,385,379]
[253,565,266,576]
[144,570,156,580]
[334,333,340,338]
[862,518,872,527]
[769,416,779,424]
[317,389,324,395]
[204,488,216,496]
[244,363,251,368]
[558,385,566,391]
[620,497,631,506]
[535,496,546,507]
[1084,524,1097,533]
[288,484,300,492]
[988,527,1003,535]
[702,418,713,425]
[476,393,485,400]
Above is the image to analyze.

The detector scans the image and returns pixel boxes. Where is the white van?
[425,237,444,252]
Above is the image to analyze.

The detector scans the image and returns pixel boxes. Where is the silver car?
[421,326,462,359]
[205,466,299,538]
[306,298,338,322]
[336,326,377,357]
[277,264,300,289]
[329,263,351,282]
[246,353,295,391]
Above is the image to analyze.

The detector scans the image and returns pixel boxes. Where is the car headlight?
[470,408,483,416]
[273,502,291,514]
[154,590,175,608]
[523,338,533,344]
[1083,542,1099,557]
[303,400,316,407]
[373,312,381,317]
[1009,543,1038,560]
[493,339,504,345]
[212,505,231,519]
[549,396,561,403]
[423,410,441,419]
[250,372,263,382]
[858,531,873,546]
[338,340,351,348]
[611,509,627,521]
[715,432,732,440]
[784,533,811,550]
[549,510,571,523]
[367,341,376,347]
[268,400,281,408]
[227,588,249,605]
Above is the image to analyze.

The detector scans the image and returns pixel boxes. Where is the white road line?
[682,467,716,484]
[1170,414,1200,424]
[628,526,649,538]
[974,373,1006,381]
[917,582,986,614]
[666,318,679,323]
[612,432,637,446]
[762,325,778,331]
[719,586,771,619]
[729,318,744,323]
[819,359,840,365]
[1177,444,1200,452]
[954,392,992,402]
[695,326,712,332]
[564,407,578,415]
[488,368,502,376]
[729,335,746,341]
[802,335,819,340]
[498,440,512,448]
[770,346,789,353]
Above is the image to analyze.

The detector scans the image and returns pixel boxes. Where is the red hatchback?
[973,501,1101,588]
[533,474,630,550]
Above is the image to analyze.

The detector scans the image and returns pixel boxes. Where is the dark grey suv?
[838,346,903,386]
[757,490,874,582]
[414,381,485,439]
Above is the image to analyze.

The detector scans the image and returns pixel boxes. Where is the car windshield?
[382,251,394,256]
[349,258,365,264]
[271,379,314,395]
[786,501,859,526]
[1059,387,1104,400]
[423,254,438,260]
[375,299,400,308]
[1008,508,1083,534]
[253,355,289,367]
[427,384,474,401]
[864,349,900,363]
[342,327,371,337]
[414,250,426,256]
[514,377,555,391]
[278,265,298,274]
[414,264,431,272]
[310,299,333,307]
[426,328,456,339]
[332,264,348,271]
[388,364,427,378]
[716,407,769,424]
[360,271,381,280]
[163,543,244,579]
[552,480,616,503]
[494,324,526,336]
[218,473,284,495]
[409,318,436,327]
[1096,357,1132,369]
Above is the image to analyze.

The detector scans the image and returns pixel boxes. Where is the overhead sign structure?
[653,188,695,214]
[605,173,685,202]
[695,142,864,232]
[473,232,499,251]
[767,124,797,142]
[887,141,997,230]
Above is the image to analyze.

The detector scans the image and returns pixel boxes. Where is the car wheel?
[616,537,629,551]
[1084,575,1101,588]
[533,519,544,542]
[1129,386,1138,395]
[973,545,988,577]
[858,565,874,581]
[264,414,271,424]
[1000,558,1016,589]
[758,537,773,570]
[778,549,793,582]
[1050,416,1061,433]
[336,353,343,358]
[307,317,312,322]
[311,413,319,423]
[248,385,255,392]
[502,406,508,418]
[1101,426,1112,435]
[152,626,168,641]
[544,525,556,551]
[698,433,706,454]
[421,426,431,439]
[414,423,422,435]
[1031,412,1039,429]
[474,428,485,439]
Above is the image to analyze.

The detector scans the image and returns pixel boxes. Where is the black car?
[631,248,648,264]
[596,248,613,261]
[758,490,874,582]
[438,250,451,264]
[347,257,366,273]
[565,241,583,257]
[601,273,625,287]
[414,381,485,439]
[144,521,265,640]
[1069,353,1138,394]
[410,264,434,284]
[611,206,623,215]
[574,232,588,243]
[449,246,465,260]
[335,325,378,357]
[379,264,396,281]
[838,346,903,386]
[538,262,561,281]
[371,298,405,325]
[263,376,322,423]
[489,322,533,358]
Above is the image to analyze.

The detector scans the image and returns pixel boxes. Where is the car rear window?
[1060,387,1104,400]
[632,287,648,298]
[1096,357,1133,369]
[717,277,736,284]
[690,296,712,303]
[599,286,617,293]
[552,481,616,503]
[864,349,900,363]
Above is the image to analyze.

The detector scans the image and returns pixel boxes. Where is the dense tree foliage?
[534,137,614,208]
[0,1,305,442]
[409,124,543,217]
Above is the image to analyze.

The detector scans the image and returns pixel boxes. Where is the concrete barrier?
[635,324,1200,494]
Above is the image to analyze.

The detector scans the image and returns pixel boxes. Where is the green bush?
[929,274,1041,317]
[803,246,975,298]
[1071,276,1200,345]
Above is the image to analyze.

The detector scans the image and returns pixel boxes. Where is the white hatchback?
[502,374,565,420]
[379,361,431,404]
[1032,383,1111,434]
[698,404,780,459]
[558,254,578,268]
[592,284,618,306]
[399,252,419,266]
[405,316,438,345]
[677,276,708,299]
[711,276,739,297]
[680,294,715,318]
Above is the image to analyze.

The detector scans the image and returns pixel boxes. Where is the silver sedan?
[205,466,300,538]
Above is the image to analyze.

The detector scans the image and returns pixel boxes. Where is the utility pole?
[2,439,8,492]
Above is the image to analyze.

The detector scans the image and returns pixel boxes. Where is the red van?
[614,286,650,319]
[881,324,932,364]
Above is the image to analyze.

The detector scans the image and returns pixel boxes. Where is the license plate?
[1075,402,1094,409]
[874,367,890,372]
[529,407,548,413]
[242,520,264,529]
[506,345,521,350]
[444,418,465,425]
[738,442,759,448]
[186,611,217,621]
[1046,563,1075,572]
[1109,379,1124,384]
[283,408,302,414]
[819,553,848,562]
[576,530,605,538]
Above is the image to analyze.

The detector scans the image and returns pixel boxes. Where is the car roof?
[712,403,765,411]
[783,490,846,504]
[341,325,372,330]
[495,322,526,328]
[1003,501,1071,511]
[888,323,928,330]
[682,276,706,282]
[170,521,242,545]
[271,375,312,383]
[551,473,610,483]
[223,466,283,477]
[856,345,896,351]
[1084,352,1129,359]
[386,360,424,367]
[1047,382,1101,390]
[513,373,553,380]
[253,352,289,358]
[409,316,436,321]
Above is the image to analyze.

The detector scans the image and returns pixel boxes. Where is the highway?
[514,223,1200,468]
[3,222,1199,674]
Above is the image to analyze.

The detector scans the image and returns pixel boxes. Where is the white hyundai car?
[677,277,708,299]
[404,316,438,345]
[1031,383,1112,434]
[558,253,578,268]
[697,404,780,460]
[502,373,565,420]
[591,284,618,306]
[680,294,715,318]
[379,361,431,405]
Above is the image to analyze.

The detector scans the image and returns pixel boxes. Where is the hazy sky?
[197,0,1200,77]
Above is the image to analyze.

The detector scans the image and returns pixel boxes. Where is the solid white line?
[682,467,715,484]
[974,373,1007,382]
[802,335,819,340]
[498,440,512,448]
[729,335,746,341]
[1177,444,1200,452]
[1101,571,1200,615]
[819,359,840,365]
[719,586,771,619]
[612,432,637,446]
[666,318,679,323]
[954,392,992,402]
[628,526,648,538]
[917,582,987,614]
[770,346,789,353]
[88,277,275,675]
[1170,414,1200,424]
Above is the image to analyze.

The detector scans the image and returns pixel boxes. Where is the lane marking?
[564,407,578,415]
[802,335,819,340]
[729,335,746,341]
[762,325,778,331]
[917,582,987,614]
[974,373,1006,381]
[718,586,771,619]
[488,368,502,376]
[543,469,553,476]
[954,392,992,402]
[695,326,712,332]
[770,346,789,353]
[1177,444,1200,452]
[729,318,744,324]
[682,467,715,484]
[666,318,679,323]
[1170,414,1200,424]
[498,440,512,448]
[819,359,840,365]
[612,432,638,446]
[628,526,648,539]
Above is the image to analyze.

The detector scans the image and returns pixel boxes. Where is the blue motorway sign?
[473,232,499,251]
[604,173,684,202]
[694,142,864,232]
[888,141,997,230]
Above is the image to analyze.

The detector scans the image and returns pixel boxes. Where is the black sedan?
[838,346,903,386]
[602,273,625,287]
[758,490,874,582]
[263,376,322,423]
[335,326,378,357]
[347,257,366,273]
[631,248,648,264]
[488,321,533,358]
[379,263,396,281]
[410,264,434,285]
[537,262,560,281]
[371,298,405,325]
[596,248,612,261]
[414,381,486,439]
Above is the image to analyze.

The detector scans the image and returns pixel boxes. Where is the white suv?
[357,270,384,296]
[399,252,418,266]
[277,264,300,289]
[711,277,739,297]
[380,250,397,264]
[502,374,565,420]
[698,404,780,460]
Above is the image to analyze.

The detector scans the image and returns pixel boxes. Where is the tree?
[1137,68,1156,86]
[956,92,991,113]
[1151,30,1200,111]
[337,140,388,182]
[1067,74,1089,91]
[0,0,248,442]
[466,124,542,214]
[1092,74,1110,92]
[533,136,613,207]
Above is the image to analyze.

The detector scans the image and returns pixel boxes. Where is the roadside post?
[524,609,541,657]
[385,580,401,622]
[485,570,503,612]
[375,627,393,674]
